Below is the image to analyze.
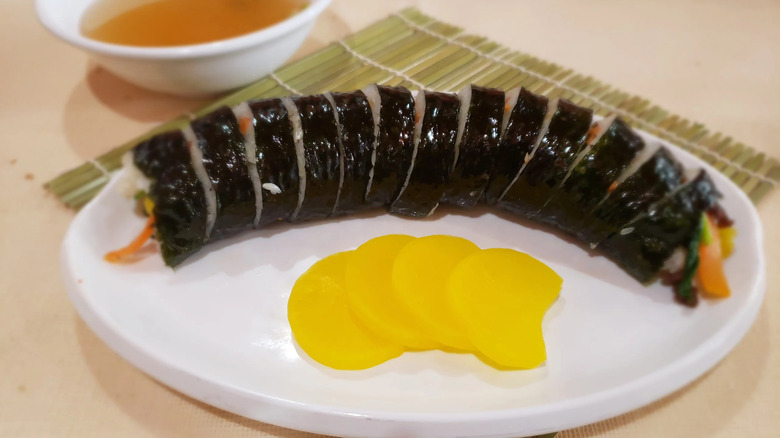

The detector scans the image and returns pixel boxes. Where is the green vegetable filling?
[700,213,714,245]
[676,218,703,306]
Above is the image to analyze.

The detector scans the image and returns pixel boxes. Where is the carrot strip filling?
[586,125,601,144]
[104,215,156,263]
[239,116,252,135]
[697,213,731,298]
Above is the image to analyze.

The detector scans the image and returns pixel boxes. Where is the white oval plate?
[62,134,765,438]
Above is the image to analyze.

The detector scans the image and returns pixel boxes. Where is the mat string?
[336,40,428,90]
[88,159,113,182]
[270,73,303,96]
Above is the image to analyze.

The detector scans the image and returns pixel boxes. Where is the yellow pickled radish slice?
[288,251,404,370]
[392,235,480,351]
[345,235,439,350]
[447,248,562,369]
[719,227,737,258]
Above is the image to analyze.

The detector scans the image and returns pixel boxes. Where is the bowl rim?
[35,0,332,60]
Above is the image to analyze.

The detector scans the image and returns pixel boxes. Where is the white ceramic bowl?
[36,0,331,96]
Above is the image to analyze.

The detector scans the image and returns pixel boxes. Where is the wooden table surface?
[1,0,778,437]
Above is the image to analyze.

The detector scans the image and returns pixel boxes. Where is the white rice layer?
[117,152,152,199]
[452,84,472,171]
[558,113,615,189]
[231,102,263,228]
[281,97,306,220]
[501,87,521,139]
[361,84,382,200]
[182,124,217,241]
[323,92,346,215]
[391,89,424,206]
[498,96,559,201]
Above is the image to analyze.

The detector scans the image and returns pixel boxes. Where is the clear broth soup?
[81,0,308,47]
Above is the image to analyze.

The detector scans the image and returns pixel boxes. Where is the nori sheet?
[365,86,415,208]
[579,147,684,245]
[483,88,548,205]
[191,107,256,239]
[442,85,504,208]
[597,170,721,282]
[498,99,592,219]
[132,131,207,267]
[291,95,342,221]
[329,91,375,215]
[248,98,299,226]
[537,117,645,236]
[390,91,460,217]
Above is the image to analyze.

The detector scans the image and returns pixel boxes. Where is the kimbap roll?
[115,84,734,306]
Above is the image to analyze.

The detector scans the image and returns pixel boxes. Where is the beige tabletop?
[1,0,778,437]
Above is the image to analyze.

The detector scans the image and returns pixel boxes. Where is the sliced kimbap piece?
[286,95,342,221]
[362,85,416,208]
[190,107,256,239]
[535,115,645,235]
[132,130,209,267]
[597,170,721,284]
[580,147,684,246]
[324,90,376,215]
[483,87,549,205]
[498,98,592,219]
[248,98,300,226]
[390,90,460,217]
[442,85,505,208]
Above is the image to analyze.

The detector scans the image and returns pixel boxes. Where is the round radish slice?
[345,235,439,350]
[447,248,562,369]
[392,235,479,351]
[288,251,403,370]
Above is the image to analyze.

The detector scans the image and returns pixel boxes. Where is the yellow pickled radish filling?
[719,227,737,258]
[287,236,562,371]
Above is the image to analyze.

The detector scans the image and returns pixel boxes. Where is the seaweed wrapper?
[365,86,416,208]
[292,95,342,221]
[133,131,208,267]
[538,117,645,236]
[484,88,548,205]
[500,99,592,219]
[391,91,460,217]
[443,85,504,208]
[598,170,721,282]
[249,98,300,226]
[191,107,256,238]
[329,91,376,215]
[581,148,684,246]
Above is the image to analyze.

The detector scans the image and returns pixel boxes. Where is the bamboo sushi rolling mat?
[3,0,779,437]
[45,9,780,207]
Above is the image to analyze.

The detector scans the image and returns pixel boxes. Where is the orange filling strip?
[239,117,252,135]
[104,215,156,263]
